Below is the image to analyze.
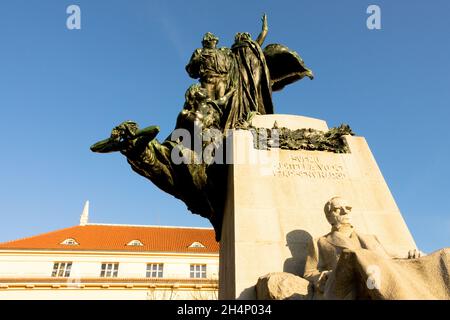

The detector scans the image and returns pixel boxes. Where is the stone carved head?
[324,196,353,228]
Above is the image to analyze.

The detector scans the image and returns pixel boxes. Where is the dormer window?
[127,240,144,246]
[188,241,206,248]
[60,238,79,246]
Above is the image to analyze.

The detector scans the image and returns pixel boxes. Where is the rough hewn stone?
[256,272,312,300]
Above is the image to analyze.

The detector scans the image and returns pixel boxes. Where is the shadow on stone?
[283,229,314,276]
[237,285,257,300]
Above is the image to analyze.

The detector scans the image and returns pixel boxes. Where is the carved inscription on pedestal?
[273,154,346,179]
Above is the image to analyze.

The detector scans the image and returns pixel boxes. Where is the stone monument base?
[219,114,417,300]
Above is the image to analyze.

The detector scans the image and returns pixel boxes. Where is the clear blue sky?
[0,1,449,253]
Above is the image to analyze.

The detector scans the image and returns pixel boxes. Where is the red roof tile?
[0,225,219,253]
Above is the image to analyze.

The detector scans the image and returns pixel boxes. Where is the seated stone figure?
[258,196,449,300]
[303,196,449,300]
[304,196,393,297]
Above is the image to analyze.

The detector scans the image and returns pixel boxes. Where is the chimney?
[79,201,89,226]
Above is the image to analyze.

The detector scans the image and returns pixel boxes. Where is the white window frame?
[146,263,164,278]
[190,264,207,279]
[100,263,119,278]
[51,262,72,277]
[127,240,144,246]
[60,238,79,246]
[188,241,206,248]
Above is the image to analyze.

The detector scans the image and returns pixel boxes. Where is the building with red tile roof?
[0,224,219,253]
[0,202,219,300]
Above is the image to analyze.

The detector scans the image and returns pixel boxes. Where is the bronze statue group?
[91,15,313,239]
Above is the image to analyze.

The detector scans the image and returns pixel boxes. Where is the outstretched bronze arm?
[256,13,268,46]
[90,121,160,153]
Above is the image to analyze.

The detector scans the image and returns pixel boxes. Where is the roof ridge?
[86,223,213,230]
[0,225,79,246]
[0,224,219,252]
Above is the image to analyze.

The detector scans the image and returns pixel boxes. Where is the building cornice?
[0,277,218,290]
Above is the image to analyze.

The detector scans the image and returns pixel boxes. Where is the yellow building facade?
[0,204,219,300]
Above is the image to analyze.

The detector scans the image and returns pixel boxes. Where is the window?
[146,263,164,278]
[127,240,144,246]
[60,238,79,246]
[190,264,207,278]
[51,262,72,277]
[188,242,206,248]
[100,263,119,278]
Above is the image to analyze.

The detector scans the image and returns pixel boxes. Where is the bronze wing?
[263,44,314,92]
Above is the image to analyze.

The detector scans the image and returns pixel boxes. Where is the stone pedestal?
[219,114,417,300]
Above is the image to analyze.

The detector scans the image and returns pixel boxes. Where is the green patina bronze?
[91,14,318,240]
[249,124,354,153]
